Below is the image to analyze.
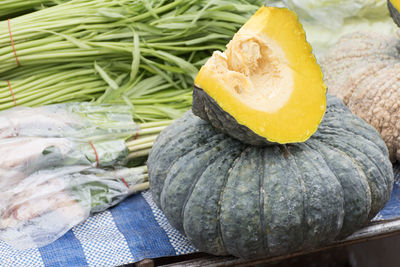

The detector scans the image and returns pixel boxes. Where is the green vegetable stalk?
[0,0,68,19]
[0,62,192,121]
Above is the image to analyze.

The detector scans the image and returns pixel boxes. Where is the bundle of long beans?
[0,0,264,121]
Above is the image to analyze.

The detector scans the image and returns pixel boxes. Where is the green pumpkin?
[147,95,393,259]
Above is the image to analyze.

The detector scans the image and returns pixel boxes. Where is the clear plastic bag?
[265,0,388,29]
[0,103,136,186]
[0,165,148,249]
[0,103,146,249]
[0,102,137,139]
[0,137,129,189]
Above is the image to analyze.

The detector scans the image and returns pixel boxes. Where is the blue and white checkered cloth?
[1,164,399,267]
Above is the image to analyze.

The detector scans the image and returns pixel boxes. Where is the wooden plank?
[135,259,155,267]
[162,219,400,267]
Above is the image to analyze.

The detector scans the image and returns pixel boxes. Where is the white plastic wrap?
[0,137,129,187]
[0,165,147,249]
[0,103,137,139]
[0,103,147,249]
[0,103,137,185]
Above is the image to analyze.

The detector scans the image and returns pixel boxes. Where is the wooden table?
[134,219,400,266]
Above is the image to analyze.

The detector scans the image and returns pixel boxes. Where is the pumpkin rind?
[148,95,393,259]
[388,0,400,27]
[192,86,273,145]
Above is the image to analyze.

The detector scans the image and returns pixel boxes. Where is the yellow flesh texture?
[194,6,326,143]
[392,0,400,11]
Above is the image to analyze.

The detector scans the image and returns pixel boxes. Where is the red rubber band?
[8,19,20,67]
[6,80,17,106]
[121,177,129,188]
[89,141,99,167]
[133,131,140,140]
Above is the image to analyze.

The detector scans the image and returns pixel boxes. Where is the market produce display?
[0,0,264,121]
[0,0,267,250]
[148,95,394,258]
[0,0,398,262]
[321,32,400,162]
[193,7,326,145]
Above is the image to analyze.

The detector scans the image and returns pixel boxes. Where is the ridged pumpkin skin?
[321,32,400,162]
[388,0,400,27]
[148,95,393,259]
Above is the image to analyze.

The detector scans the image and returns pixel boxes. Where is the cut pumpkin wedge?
[388,0,400,27]
[193,6,326,145]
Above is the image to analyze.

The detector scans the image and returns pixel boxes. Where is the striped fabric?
[0,192,197,267]
[373,163,400,221]
[0,165,399,266]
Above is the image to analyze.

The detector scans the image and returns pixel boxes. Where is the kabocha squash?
[321,32,400,162]
[193,7,326,145]
[148,95,393,259]
[388,0,400,27]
